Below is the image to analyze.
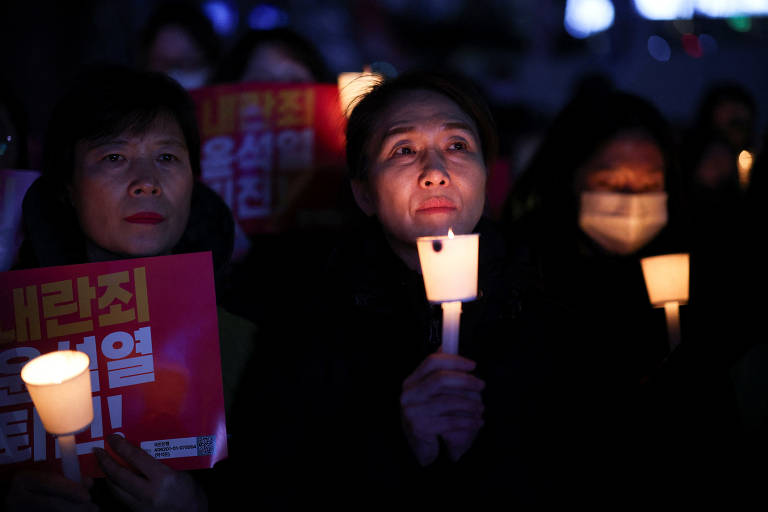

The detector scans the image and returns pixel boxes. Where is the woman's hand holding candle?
[400,353,485,466]
[94,435,207,512]
[4,470,96,512]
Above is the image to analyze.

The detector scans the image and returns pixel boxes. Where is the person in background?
[682,83,757,214]
[214,27,328,84]
[694,82,757,155]
[4,65,255,512]
[678,85,758,476]
[502,83,742,504]
[680,84,757,312]
[212,26,347,329]
[1,78,37,271]
[138,1,221,90]
[722,121,768,506]
[503,83,684,377]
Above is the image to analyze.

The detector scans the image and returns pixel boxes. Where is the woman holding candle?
[503,86,684,378]
[501,82,741,503]
[223,71,575,507]
[5,65,254,512]
[345,73,493,471]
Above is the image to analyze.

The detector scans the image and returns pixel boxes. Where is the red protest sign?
[190,82,347,234]
[0,252,226,476]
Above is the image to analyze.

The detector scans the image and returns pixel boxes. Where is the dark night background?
[1,0,767,170]
[2,3,768,505]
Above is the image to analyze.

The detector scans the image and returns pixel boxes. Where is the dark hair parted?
[345,71,498,182]
[42,64,201,190]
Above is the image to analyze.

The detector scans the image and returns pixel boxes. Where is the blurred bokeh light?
[564,0,615,39]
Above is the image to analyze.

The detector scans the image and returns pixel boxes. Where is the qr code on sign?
[196,436,215,456]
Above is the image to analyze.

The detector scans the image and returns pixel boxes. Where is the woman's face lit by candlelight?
[352,90,487,248]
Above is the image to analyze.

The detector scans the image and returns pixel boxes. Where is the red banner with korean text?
[190,82,347,234]
[0,252,226,476]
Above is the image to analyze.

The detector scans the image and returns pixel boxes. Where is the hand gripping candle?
[417,229,479,355]
[21,350,93,482]
[640,253,690,351]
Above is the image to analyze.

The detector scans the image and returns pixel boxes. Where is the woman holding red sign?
[4,66,252,512]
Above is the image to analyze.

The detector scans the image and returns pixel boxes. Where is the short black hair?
[138,1,220,68]
[214,28,328,83]
[345,70,498,181]
[696,82,756,128]
[42,64,201,192]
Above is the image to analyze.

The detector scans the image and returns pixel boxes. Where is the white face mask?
[166,68,210,90]
[578,191,668,255]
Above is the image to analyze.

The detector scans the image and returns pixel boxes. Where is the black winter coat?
[222,218,583,508]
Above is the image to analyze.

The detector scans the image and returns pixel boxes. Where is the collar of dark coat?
[17,177,234,275]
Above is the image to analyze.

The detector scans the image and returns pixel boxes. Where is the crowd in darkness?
[1,1,766,509]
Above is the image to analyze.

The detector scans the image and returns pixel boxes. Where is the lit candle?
[738,150,753,190]
[417,229,479,355]
[337,71,383,117]
[21,350,93,482]
[640,253,690,351]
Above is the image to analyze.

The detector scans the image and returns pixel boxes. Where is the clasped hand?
[400,353,485,466]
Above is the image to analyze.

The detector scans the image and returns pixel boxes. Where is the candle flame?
[738,150,753,189]
[448,228,455,239]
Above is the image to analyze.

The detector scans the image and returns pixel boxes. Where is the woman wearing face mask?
[138,1,221,90]
[502,85,741,504]
[504,87,682,380]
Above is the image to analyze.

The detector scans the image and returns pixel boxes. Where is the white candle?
[416,231,479,304]
[738,150,753,190]
[441,301,462,355]
[640,253,690,351]
[664,301,681,350]
[417,231,479,355]
[21,350,93,482]
[57,434,81,483]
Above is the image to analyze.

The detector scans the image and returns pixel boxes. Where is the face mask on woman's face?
[578,191,668,255]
